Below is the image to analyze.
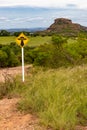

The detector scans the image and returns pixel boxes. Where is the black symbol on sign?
[18,37,26,47]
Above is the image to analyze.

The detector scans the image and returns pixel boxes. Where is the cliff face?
[46,18,87,36]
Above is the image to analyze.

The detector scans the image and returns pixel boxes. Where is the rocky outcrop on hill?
[46,18,87,36]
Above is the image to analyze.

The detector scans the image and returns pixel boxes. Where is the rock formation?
[46,18,87,36]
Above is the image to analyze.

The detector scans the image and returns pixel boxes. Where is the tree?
[0,50,8,67]
[0,30,10,36]
[52,35,74,64]
[14,31,30,37]
[52,35,67,48]
[1,46,20,67]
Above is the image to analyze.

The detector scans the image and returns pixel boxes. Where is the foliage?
[52,35,67,47]
[51,35,75,67]
[0,44,20,67]
[18,65,87,130]
[0,30,10,36]
[13,31,30,37]
[64,36,87,64]
[0,50,8,67]
[0,34,87,68]
[0,30,31,37]
[29,44,52,66]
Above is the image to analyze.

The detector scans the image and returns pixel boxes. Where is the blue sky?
[0,0,87,29]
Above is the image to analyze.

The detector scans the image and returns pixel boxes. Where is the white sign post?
[16,33,29,82]
[22,47,25,82]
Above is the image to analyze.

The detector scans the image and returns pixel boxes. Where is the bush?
[52,35,67,48]
[64,37,87,64]
[0,44,20,67]
[0,50,8,67]
[24,43,74,68]
[34,52,49,66]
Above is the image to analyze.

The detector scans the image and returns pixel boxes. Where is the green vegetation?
[65,36,87,64]
[0,36,51,46]
[19,66,87,130]
[28,36,51,47]
[0,36,16,45]
[0,65,87,130]
[0,30,10,36]
[0,75,26,99]
[0,33,87,68]
[0,32,87,130]
[0,43,20,67]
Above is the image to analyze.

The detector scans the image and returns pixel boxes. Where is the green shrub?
[52,35,67,48]
[64,38,87,64]
[0,50,8,67]
[0,44,20,67]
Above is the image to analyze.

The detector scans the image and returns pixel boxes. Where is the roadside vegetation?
[19,66,87,130]
[0,31,87,130]
[0,65,87,130]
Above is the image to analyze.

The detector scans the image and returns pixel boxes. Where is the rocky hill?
[45,18,87,36]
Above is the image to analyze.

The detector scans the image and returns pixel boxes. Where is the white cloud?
[13,17,44,22]
[25,17,44,22]
[0,17,11,22]
[0,0,87,9]
[0,17,7,20]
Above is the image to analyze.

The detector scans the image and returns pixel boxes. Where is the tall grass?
[19,65,87,130]
[0,74,27,99]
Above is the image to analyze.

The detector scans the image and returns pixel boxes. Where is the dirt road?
[0,65,32,82]
[0,98,87,130]
[0,98,43,130]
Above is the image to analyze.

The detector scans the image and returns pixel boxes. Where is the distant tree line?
[0,30,41,37]
[0,30,10,36]
[0,30,30,37]
[0,30,45,37]
[0,29,87,37]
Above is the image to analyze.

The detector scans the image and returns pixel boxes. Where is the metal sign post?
[22,47,24,82]
[16,33,29,82]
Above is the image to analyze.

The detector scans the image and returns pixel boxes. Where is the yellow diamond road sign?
[16,33,29,47]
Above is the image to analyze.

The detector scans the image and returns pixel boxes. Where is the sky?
[0,0,87,29]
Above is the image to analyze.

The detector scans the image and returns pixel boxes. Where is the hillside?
[45,18,87,36]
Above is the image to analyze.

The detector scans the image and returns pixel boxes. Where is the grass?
[0,65,87,130]
[0,36,76,47]
[18,65,87,130]
[0,36,51,46]
[0,35,87,129]
[28,36,51,47]
[0,36,16,45]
